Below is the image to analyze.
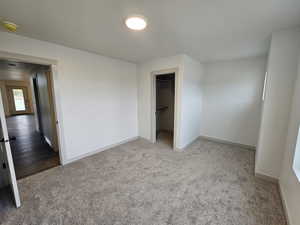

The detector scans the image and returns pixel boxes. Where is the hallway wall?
[34,71,54,148]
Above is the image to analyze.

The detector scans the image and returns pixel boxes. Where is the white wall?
[279,34,300,225]
[0,31,138,163]
[180,55,203,148]
[137,54,203,149]
[256,29,300,179]
[200,56,266,147]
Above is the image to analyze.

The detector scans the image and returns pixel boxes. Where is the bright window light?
[125,16,147,31]
[12,89,26,111]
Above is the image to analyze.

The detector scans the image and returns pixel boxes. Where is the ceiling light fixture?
[125,16,147,31]
[2,21,18,32]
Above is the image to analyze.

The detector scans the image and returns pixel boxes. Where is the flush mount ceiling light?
[125,16,147,31]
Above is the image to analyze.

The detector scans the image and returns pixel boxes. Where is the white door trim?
[151,68,180,149]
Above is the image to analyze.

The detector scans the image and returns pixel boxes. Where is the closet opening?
[154,73,175,148]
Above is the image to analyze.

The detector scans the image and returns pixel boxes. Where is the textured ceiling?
[1,0,300,63]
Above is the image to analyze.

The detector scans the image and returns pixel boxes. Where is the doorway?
[151,69,179,149]
[0,60,60,179]
[0,52,64,208]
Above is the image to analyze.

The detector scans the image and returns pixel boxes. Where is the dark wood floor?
[6,115,59,179]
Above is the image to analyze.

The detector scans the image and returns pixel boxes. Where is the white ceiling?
[1,0,300,63]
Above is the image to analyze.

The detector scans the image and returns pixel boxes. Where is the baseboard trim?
[64,136,139,165]
[178,135,201,150]
[279,182,292,225]
[254,172,279,183]
[255,173,291,224]
[199,135,256,151]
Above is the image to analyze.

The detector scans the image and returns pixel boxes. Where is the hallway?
[6,115,59,179]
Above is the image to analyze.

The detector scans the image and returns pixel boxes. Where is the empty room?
[0,1,300,225]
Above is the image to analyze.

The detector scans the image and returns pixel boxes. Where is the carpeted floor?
[0,138,286,225]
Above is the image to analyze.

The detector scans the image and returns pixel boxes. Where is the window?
[12,88,26,111]
[293,126,300,182]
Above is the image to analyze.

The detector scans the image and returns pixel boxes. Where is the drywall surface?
[0,31,138,162]
[279,44,300,225]
[137,55,184,143]
[201,56,266,147]
[256,29,300,179]
[179,55,203,148]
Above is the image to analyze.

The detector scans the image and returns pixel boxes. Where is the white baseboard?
[279,182,292,225]
[255,173,291,225]
[199,135,256,151]
[178,135,201,150]
[254,172,279,183]
[64,136,139,165]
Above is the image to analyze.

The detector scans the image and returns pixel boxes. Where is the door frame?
[151,68,180,149]
[0,51,67,165]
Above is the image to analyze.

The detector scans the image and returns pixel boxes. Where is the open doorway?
[152,71,178,149]
[0,60,60,179]
[156,74,175,147]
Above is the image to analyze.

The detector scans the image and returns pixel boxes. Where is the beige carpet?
[0,138,286,225]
